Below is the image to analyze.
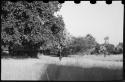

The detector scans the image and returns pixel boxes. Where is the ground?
[1,54,123,81]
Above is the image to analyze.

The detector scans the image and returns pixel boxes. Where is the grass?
[1,54,123,80]
[41,63,122,81]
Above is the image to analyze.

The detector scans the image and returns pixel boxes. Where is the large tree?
[1,1,68,57]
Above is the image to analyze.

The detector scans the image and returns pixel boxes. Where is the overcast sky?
[57,1,123,46]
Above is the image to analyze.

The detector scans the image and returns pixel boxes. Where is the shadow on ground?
[40,64,123,81]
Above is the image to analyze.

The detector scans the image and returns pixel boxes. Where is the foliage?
[1,1,122,58]
[61,34,97,55]
[114,42,123,54]
[84,34,97,49]
[99,43,123,55]
[1,1,67,57]
[104,36,109,44]
[91,43,100,55]
[104,43,115,54]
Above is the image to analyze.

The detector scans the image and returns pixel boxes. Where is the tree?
[99,44,108,57]
[104,43,115,54]
[1,1,67,57]
[114,42,123,54]
[64,34,97,55]
[101,36,109,56]
[91,43,100,55]
[104,36,109,44]
[84,34,97,50]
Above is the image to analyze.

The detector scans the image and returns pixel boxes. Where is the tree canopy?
[1,1,68,57]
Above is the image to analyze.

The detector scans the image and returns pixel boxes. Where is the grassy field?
[1,54,123,81]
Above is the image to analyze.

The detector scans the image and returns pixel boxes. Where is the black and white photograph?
[1,1,123,81]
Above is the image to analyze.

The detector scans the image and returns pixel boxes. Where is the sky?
[56,1,123,46]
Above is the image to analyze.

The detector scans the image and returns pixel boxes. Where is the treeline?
[1,1,123,58]
[61,35,123,56]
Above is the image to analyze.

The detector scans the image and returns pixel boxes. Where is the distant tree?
[104,36,109,44]
[84,34,97,52]
[104,43,115,54]
[99,44,108,57]
[64,34,98,55]
[1,1,68,58]
[101,36,110,56]
[91,43,100,55]
[114,42,123,54]
[69,37,86,54]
